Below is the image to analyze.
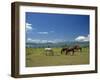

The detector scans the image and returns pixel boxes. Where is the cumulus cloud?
[38,32,48,34]
[75,34,89,42]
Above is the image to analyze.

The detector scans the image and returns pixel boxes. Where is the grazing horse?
[61,47,75,55]
[61,47,68,54]
[73,45,82,52]
[44,48,54,56]
[61,45,82,55]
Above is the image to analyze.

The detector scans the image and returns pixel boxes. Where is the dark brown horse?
[61,45,82,55]
[61,47,75,55]
[73,45,82,52]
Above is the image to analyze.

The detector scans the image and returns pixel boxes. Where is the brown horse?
[61,45,82,55]
[73,45,82,52]
[61,47,75,55]
[61,47,67,54]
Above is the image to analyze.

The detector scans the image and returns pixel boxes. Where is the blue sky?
[26,12,89,43]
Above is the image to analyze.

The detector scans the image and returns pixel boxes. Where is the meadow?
[26,47,89,67]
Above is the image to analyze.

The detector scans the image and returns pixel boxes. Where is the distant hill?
[26,41,89,48]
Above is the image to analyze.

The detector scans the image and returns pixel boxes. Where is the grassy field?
[26,47,89,67]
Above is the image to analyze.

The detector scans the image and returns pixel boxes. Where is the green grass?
[26,47,89,67]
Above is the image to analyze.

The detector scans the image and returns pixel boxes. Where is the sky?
[25,12,89,43]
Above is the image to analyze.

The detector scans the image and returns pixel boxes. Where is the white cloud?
[27,38,49,43]
[75,35,89,42]
[27,38,41,43]
[41,39,64,43]
[27,38,32,41]
[41,40,48,43]
[27,38,65,43]
[27,38,48,43]
[37,31,54,35]
[26,23,32,31]
[38,32,48,34]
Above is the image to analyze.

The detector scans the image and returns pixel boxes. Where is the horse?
[44,48,54,56]
[61,47,68,54]
[61,45,82,55]
[61,47,75,55]
[73,45,82,52]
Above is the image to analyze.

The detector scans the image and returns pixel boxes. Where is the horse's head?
[73,45,82,52]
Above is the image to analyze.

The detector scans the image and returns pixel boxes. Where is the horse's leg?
[65,50,68,55]
[46,50,49,56]
[45,50,47,56]
[52,50,54,56]
[49,50,53,56]
[61,49,63,54]
[50,50,53,56]
[72,50,74,56]
[80,48,82,52]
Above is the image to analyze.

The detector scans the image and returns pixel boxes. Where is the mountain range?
[26,41,89,48]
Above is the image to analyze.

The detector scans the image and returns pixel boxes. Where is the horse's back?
[45,48,52,51]
[44,48,54,56]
